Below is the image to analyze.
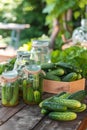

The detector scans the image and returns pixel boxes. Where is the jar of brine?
[1,70,19,107]
[23,65,43,105]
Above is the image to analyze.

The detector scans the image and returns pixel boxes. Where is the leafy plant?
[43,0,87,49]
[51,46,87,78]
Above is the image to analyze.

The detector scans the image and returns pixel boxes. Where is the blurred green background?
[0,0,87,50]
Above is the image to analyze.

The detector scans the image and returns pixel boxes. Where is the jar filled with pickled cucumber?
[23,65,43,105]
[1,70,19,107]
[13,51,31,96]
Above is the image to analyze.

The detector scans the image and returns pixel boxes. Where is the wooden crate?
[43,78,85,94]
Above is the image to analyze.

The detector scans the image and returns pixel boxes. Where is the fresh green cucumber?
[27,87,34,103]
[1,86,8,105]
[39,92,66,108]
[55,62,82,73]
[44,73,61,81]
[23,79,27,101]
[41,108,49,115]
[33,74,39,90]
[34,90,41,103]
[38,76,43,93]
[67,90,87,102]
[77,73,82,80]
[9,83,19,106]
[41,101,67,112]
[52,98,81,109]
[70,103,87,112]
[41,63,55,70]
[58,93,70,99]
[49,112,77,121]
[47,68,65,76]
[6,85,13,101]
[62,72,78,82]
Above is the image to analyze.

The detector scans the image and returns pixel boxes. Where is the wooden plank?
[32,110,87,130]
[0,105,87,130]
[0,93,87,130]
[0,105,44,130]
[0,101,26,126]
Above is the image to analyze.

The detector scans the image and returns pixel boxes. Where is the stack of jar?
[0,40,50,106]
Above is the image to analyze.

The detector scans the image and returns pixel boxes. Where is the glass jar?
[30,40,51,65]
[72,19,87,45]
[23,65,43,105]
[13,51,23,71]
[13,51,30,74]
[1,70,19,107]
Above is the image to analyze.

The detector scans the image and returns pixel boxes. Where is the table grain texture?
[0,93,86,130]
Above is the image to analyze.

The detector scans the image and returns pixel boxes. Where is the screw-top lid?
[24,65,41,74]
[1,70,18,82]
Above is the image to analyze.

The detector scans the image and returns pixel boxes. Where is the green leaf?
[74,11,80,19]
[43,3,55,13]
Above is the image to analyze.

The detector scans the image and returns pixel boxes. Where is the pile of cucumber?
[39,90,87,121]
[41,62,83,82]
[1,81,19,106]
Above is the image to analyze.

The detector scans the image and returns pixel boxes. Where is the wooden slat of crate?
[0,101,26,126]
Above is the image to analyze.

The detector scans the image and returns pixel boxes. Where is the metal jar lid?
[24,65,41,74]
[1,70,18,82]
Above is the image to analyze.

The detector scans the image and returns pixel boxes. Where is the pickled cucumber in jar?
[23,65,43,104]
[1,70,19,107]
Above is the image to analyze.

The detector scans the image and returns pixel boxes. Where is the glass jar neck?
[81,19,87,27]
[32,40,49,47]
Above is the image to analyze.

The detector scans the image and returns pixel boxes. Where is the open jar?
[13,51,30,75]
[30,40,51,65]
[1,70,19,107]
[23,65,43,105]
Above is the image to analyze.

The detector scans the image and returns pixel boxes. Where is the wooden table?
[0,93,87,130]
[0,23,30,47]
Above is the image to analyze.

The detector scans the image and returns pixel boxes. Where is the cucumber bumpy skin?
[27,87,34,103]
[49,112,77,121]
[9,83,19,106]
[39,92,66,108]
[1,86,8,105]
[47,68,65,76]
[41,101,67,112]
[52,98,81,109]
[62,72,78,82]
[70,103,87,112]
[6,85,13,102]
[67,90,87,102]
[33,74,39,90]
[23,79,27,101]
[34,90,41,103]
[41,108,49,115]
